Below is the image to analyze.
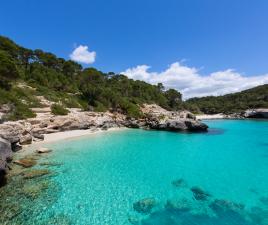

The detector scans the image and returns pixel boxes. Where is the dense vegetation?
[0,36,182,120]
[186,84,268,114]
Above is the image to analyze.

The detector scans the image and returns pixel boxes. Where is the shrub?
[51,104,69,115]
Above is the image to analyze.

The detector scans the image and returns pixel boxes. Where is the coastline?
[196,114,227,120]
[20,127,127,153]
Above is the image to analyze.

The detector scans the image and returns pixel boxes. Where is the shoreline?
[196,114,227,120]
[21,127,127,151]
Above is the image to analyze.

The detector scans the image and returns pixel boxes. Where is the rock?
[40,161,62,167]
[191,186,211,201]
[0,137,12,186]
[133,197,156,214]
[209,199,245,213]
[22,181,49,199]
[36,147,52,154]
[184,120,208,131]
[141,104,208,132]
[0,123,23,144]
[123,120,140,128]
[19,133,32,145]
[23,169,50,179]
[244,108,268,118]
[165,198,192,212]
[14,158,37,168]
[172,178,187,188]
[32,133,44,140]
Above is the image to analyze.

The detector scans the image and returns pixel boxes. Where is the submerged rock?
[165,198,192,212]
[191,186,211,201]
[23,169,50,179]
[22,181,49,199]
[172,178,187,188]
[209,199,245,213]
[14,158,37,168]
[133,197,156,214]
[36,147,52,154]
[40,161,63,167]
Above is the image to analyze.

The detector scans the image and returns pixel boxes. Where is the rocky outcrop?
[141,104,208,132]
[0,137,12,186]
[244,109,268,118]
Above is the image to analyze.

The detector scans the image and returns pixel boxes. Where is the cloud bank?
[70,45,96,64]
[121,62,268,99]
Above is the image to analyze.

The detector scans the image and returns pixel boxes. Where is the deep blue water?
[33,120,268,224]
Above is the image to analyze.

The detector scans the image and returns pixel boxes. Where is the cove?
[1,120,268,224]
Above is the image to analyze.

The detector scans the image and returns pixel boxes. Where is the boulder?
[0,137,12,186]
[0,123,23,144]
[244,109,268,118]
[191,186,211,201]
[36,147,52,154]
[133,197,156,214]
[19,133,32,145]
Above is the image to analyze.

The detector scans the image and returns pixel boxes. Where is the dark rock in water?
[40,161,63,167]
[0,137,12,186]
[23,169,50,179]
[128,216,140,225]
[184,120,208,132]
[133,197,156,214]
[191,186,211,201]
[165,198,192,212]
[209,199,245,213]
[259,197,268,206]
[172,178,187,188]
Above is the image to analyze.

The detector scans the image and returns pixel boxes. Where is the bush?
[51,104,69,115]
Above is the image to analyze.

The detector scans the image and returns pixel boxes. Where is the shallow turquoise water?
[39,120,268,224]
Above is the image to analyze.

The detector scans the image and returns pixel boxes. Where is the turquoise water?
[27,120,268,224]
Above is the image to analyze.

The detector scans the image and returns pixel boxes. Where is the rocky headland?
[0,103,208,185]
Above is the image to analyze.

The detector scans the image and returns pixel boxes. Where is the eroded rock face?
[244,109,268,118]
[141,104,208,132]
[0,123,23,144]
[0,137,12,186]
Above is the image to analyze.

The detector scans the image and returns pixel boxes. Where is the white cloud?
[70,45,96,64]
[121,62,268,99]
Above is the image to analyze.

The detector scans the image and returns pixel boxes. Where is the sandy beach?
[21,127,126,153]
[196,114,227,120]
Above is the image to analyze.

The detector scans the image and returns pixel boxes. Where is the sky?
[1,0,268,98]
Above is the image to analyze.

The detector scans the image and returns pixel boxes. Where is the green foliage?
[164,89,182,110]
[0,50,20,89]
[0,35,184,120]
[5,103,36,121]
[51,104,69,115]
[186,84,268,114]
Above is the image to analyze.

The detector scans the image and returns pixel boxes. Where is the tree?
[165,89,182,110]
[0,50,19,89]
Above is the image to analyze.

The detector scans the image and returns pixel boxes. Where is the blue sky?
[1,0,268,97]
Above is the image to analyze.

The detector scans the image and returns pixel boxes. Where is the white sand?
[21,128,126,153]
[196,114,226,120]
